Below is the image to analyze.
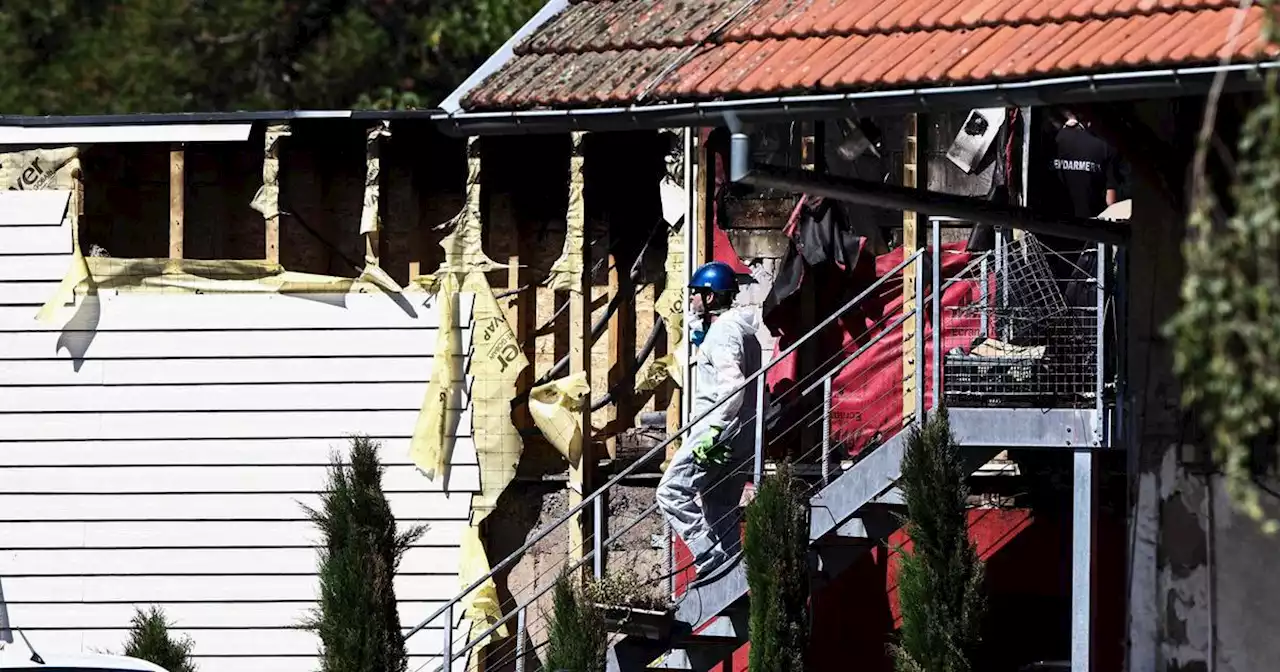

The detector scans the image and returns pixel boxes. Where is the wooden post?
[263,124,288,264]
[169,145,184,259]
[902,114,922,426]
[606,230,636,458]
[567,132,595,572]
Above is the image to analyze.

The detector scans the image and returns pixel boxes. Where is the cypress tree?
[121,606,198,672]
[302,436,426,672]
[893,407,986,672]
[543,570,608,672]
[744,461,810,672]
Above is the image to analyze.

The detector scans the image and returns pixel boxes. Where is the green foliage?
[893,408,985,672]
[121,605,198,672]
[744,462,809,672]
[582,570,672,612]
[0,0,543,114]
[543,571,609,672]
[1166,2,1280,532]
[301,435,427,672]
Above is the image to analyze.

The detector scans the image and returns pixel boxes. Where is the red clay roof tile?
[459,0,1274,111]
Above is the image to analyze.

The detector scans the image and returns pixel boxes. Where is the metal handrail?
[417,255,935,672]
[402,247,925,643]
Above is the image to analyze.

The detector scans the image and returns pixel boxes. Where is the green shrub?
[744,462,809,672]
[893,407,986,672]
[301,435,427,672]
[121,605,197,672]
[543,570,608,672]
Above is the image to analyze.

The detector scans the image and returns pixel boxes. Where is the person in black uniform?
[1044,109,1124,307]
[1042,109,1124,397]
[1052,109,1122,218]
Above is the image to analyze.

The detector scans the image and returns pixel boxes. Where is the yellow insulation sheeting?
[437,139,505,275]
[465,268,530,523]
[458,525,508,649]
[249,123,290,221]
[1,147,79,191]
[528,372,591,466]
[546,132,585,293]
[413,272,527,654]
[359,121,390,237]
[409,273,463,481]
[413,135,528,658]
[653,185,687,387]
[635,354,681,394]
[356,121,402,296]
[24,149,89,325]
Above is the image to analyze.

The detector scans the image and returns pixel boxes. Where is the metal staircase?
[404,228,1120,672]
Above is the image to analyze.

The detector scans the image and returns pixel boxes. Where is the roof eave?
[432,61,1279,136]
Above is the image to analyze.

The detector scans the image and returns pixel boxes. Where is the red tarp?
[765,243,984,458]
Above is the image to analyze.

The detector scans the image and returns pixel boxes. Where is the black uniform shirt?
[1052,122,1121,218]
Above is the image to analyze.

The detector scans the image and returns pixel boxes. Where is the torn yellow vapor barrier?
[546,132,585,293]
[653,197,687,388]
[35,257,425,324]
[635,354,681,394]
[412,271,526,651]
[249,123,290,222]
[410,274,463,482]
[528,372,591,466]
[1,146,80,191]
[3,146,84,324]
[356,121,401,296]
[410,135,527,655]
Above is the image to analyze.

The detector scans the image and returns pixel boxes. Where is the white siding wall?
[0,191,475,671]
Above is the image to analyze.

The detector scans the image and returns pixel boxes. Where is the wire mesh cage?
[944,233,1102,408]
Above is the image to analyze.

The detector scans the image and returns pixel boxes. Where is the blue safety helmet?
[689,261,738,294]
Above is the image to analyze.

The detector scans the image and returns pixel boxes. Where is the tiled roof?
[460,0,1276,111]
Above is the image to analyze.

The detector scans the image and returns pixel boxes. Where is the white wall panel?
[0,223,72,254]
[0,190,483,672]
[0,437,478,467]
[0,492,472,522]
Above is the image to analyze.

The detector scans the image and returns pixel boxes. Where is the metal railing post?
[931,216,942,407]
[592,495,604,579]
[996,227,1008,340]
[1095,242,1107,447]
[443,603,453,672]
[821,376,832,485]
[515,606,527,672]
[979,255,989,338]
[753,378,765,484]
[914,246,925,423]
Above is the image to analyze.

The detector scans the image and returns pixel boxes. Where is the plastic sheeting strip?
[410,135,525,655]
[546,132,585,293]
[528,372,590,466]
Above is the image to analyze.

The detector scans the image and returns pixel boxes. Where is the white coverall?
[657,306,763,572]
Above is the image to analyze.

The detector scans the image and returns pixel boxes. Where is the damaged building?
[2,1,1280,672]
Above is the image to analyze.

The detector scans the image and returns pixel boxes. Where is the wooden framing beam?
[606,232,636,459]
[169,145,184,259]
[903,114,922,427]
[567,132,596,573]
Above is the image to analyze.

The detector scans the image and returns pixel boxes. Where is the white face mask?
[687,306,708,346]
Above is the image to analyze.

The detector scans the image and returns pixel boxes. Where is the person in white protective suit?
[657,261,762,587]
